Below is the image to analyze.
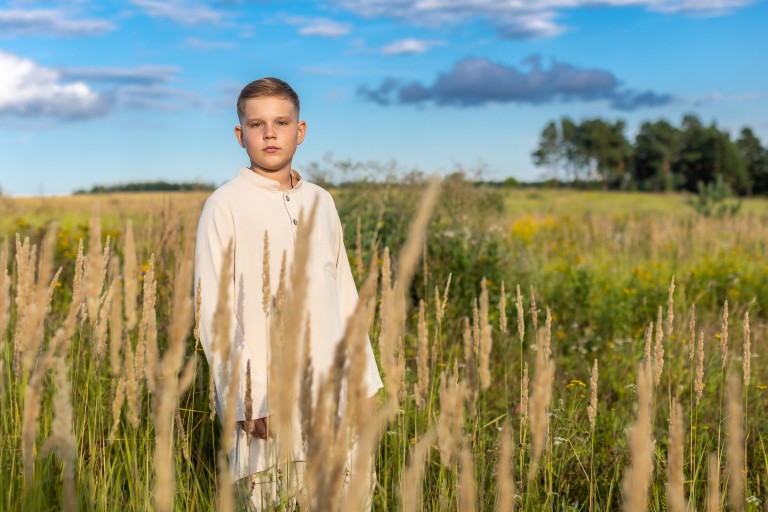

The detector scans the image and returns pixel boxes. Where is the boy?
[194,77,383,508]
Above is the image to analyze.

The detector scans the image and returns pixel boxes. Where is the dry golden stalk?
[124,336,139,428]
[94,276,116,369]
[529,285,538,339]
[337,269,381,512]
[437,370,465,466]
[401,429,435,512]
[529,327,554,479]
[84,209,110,328]
[378,177,441,413]
[19,250,62,375]
[516,284,524,344]
[458,446,477,512]
[108,373,127,442]
[22,365,43,483]
[299,314,313,446]
[688,304,696,360]
[154,245,195,512]
[479,279,493,390]
[622,363,654,512]
[193,278,202,343]
[666,275,675,338]
[472,298,480,357]
[12,235,36,374]
[261,230,271,315]
[667,397,688,512]
[136,254,157,390]
[244,359,253,446]
[270,203,318,460]
[542,307,552,361]
[208,371,216,420]
[72,238,84,300]
[720,300,729,368]
[695,331,705,406]
[499,280,507,335]
[40,359,77,511]
[123,220,138,329]
[305,376,347,512]
[439,273,452,322]
[587,359,598,431]
[521,362,529,422]
[653,306,664,387]
[743,312,751,387]
[0,239,10,347]
[109,266,124,376]
[381,246,391,296]
[707,453,720,512]
[462,316,477,414]
[217,353,240,512]
[496,423,516,512]
[643,322,653,374]
[726,371,744,511]
[355,215,363,280]
[415,299,429,409]
[175,409,191,465]
[397,335,406,402]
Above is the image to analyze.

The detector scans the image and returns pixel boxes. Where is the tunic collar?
[238,166,304,193]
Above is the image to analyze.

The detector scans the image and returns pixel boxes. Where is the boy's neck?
[249,166,295,191]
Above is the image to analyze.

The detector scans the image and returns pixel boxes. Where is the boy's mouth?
[263,146,279,153]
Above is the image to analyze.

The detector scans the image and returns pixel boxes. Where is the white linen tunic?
[194,167,383,481]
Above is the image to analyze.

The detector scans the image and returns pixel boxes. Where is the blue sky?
[1,0,766,195]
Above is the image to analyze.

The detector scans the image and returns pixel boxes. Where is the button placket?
[283,192,298,239]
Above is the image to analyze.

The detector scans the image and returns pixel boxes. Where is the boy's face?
[234,95,306,176]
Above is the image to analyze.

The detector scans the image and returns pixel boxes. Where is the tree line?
[73,181,216,194]
[532,114,768,195]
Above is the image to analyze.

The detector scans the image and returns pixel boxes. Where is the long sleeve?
[195,197,268,422]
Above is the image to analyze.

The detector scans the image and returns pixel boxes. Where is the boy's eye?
[277,121,288,126]
[251,122,262,128]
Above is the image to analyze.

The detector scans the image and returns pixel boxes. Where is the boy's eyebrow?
[244,115,294,123]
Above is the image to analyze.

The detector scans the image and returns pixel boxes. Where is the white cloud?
[0,8,114,37]
[0,50,106,120]
[0,51,197,121]
[284,16,352,37]
[129,0,224,25]
[381,38,445,55]
[183,37,237,50]
[334,0,753,38]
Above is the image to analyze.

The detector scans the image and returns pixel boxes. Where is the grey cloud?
[0,9,115,37]
[358,56,675,111]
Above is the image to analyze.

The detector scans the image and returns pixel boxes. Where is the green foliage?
[74,181,215,194]
[533,114,767,195]
[687,175,743,218]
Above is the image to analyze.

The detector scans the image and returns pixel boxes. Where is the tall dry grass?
[0,184,765,511]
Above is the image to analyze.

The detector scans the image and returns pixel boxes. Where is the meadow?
[0,176,766,511]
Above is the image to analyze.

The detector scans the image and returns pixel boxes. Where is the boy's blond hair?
[237,77,300,122]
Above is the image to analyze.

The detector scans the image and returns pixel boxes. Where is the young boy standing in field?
[194,78,383,508]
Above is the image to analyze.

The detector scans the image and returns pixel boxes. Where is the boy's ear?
[234,125,244,147]
[297,120,307,145]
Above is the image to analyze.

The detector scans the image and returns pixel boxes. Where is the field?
[1,178,767,511]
